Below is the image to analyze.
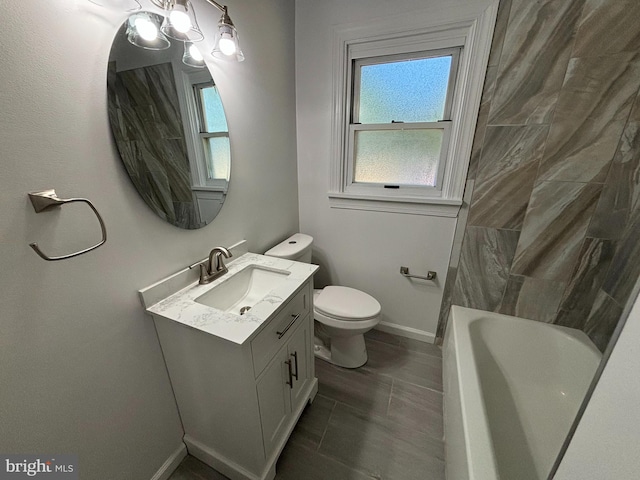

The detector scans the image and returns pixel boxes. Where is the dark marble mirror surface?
[107,18,230,229]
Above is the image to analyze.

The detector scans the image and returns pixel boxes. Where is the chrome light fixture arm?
[204,0,227,14]
[150,0,229,19]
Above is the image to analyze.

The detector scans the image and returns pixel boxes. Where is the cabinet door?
[288,319,310,413]
[256,347,291,457]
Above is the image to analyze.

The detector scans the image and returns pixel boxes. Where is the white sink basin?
[195,265,291,315]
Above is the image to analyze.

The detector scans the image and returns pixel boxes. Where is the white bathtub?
[443,306,602,480]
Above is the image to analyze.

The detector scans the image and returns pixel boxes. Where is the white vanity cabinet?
[151,278,318,480]
[257,319,310,456]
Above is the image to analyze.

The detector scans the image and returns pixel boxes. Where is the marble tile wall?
[438,0,640,352]
[107,62,201,229]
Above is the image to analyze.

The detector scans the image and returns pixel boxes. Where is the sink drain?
[239,306,251,315]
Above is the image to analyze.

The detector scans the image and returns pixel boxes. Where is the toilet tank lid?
[315,286,381,320]
[264,233,313,259]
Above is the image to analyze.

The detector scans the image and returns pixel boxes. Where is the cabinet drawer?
[252,283,310,377]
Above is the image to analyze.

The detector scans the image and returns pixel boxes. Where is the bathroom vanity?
[140,251,319,480]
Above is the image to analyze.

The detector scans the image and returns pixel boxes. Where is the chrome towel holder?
[400,266,437,281]
[28,189,107,261]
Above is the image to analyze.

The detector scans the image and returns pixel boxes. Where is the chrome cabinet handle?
[291,352,298,381]
[276,313,300,339]
[285,359,293,389]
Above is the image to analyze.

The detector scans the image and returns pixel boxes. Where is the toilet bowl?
[265,233,381,368]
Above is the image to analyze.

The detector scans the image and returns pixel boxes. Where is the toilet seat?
[314,286,381,322]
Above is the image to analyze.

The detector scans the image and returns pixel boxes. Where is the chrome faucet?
[198,246,233,285]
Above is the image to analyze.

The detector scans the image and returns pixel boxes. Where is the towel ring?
[28,189,107,261]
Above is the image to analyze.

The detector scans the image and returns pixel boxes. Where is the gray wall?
[438,0,640,351]
[0,0,298,479]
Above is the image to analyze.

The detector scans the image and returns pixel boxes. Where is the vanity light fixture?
[211,5,244,61]
[183,42,206,68]
[150,0,244,61]
[126,12,170,50]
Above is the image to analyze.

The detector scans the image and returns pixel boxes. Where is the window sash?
[193,82,228,135]
[351,47,461,125]
[345,121,451,197]
[193,81,213,132]
[200,135,230,187]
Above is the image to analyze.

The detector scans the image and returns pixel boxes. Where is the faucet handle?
[189,259,208,270]
[199,263,210,283]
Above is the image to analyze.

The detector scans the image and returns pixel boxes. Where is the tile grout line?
[370,368,443,395]
[316,399,337,452]
[310,446,381,479]
[311,397,441,479]
[365,336,443,361]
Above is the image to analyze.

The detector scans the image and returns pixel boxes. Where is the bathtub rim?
[447,306,500,480]
[445,305,602,480]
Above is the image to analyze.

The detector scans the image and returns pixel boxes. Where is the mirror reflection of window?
[194,83,230,182]
[107,21,231,229]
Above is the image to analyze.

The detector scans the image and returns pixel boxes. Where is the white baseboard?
[150,443,188,480]
[184,435,261,480]
[375,322,436,343]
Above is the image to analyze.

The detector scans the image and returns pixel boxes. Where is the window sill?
[191,185,228,193]
[328,192,462,217]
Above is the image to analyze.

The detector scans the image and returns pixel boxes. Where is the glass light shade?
[135,16,158,41]
[183,42,205,68]
[126,13,170,50]
[160,0,204,42]
[169,9,191,33]
[212,24,244,62]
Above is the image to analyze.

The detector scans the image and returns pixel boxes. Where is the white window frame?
[329,3,499,216]
[192,80,231,185]
[347,48,460,197]
[174,67,229,193]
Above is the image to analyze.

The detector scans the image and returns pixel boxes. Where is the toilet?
[265,233,381,368]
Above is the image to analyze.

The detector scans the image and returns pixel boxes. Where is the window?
[348,49,459,195]
[193,82,230,184]
[329,4,498,216]
[175,68,231,192]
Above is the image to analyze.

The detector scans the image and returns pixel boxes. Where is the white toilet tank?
[265,233,313,263]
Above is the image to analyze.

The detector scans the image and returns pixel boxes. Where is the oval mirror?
[107,13,230,229]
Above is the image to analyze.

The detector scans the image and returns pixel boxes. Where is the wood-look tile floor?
[168,330,445,480]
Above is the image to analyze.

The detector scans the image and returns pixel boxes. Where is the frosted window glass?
[205,137,230,180]
[201,86,228,133]
[353,130,442,186]
[358,56,452,123]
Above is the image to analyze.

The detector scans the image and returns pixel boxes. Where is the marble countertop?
[144,253,318,345]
